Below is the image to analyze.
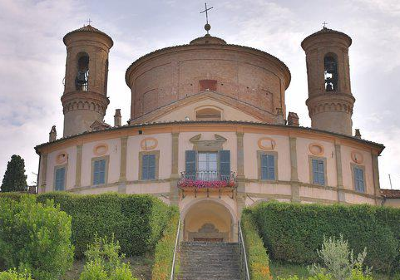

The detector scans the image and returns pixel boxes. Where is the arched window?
[76,53,89,91]
[196,108,222,121]
[324,54,338,92]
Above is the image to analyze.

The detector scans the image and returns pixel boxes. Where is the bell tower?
[61,24,113,137]
[301,27,355,136]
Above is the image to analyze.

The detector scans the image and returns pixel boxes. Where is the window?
[93,158,106,185]
[196,108,222,121]
[55,167,66,191]
[261,154,276,180]
[324,54,338,92]
[354,166,365,192]
[184,150,231,181]
[312,158,325,185]
[142,154,156,180]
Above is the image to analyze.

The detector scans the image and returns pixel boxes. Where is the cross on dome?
[200,3,213,34]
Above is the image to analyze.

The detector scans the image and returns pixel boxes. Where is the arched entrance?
[182,199,236,242]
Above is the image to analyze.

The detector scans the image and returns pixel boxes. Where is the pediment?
[138,93,263,123]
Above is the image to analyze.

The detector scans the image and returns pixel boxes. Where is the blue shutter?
[99,159,106,184]
[261,154,268,180]
[142,155,149,180]
[55,167,65,191]
[354,167,365,192]
[312,159,325,185]
[219,150,230,179]
[93,159,106,185]
[185,150,197,179]
[267,155,275,180]
[93,160,99,185]
[148,154,156,180]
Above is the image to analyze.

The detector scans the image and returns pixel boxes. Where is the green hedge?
[151,206,180,280]
[241,209,272,280]
[252,202,400,273]
[0,192,169,259]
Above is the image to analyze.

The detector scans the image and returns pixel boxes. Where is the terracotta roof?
[381,189,400,199]
[63,24,113,46]
[301,27,352,48]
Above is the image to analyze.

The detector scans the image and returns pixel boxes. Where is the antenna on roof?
[389,174,393,189]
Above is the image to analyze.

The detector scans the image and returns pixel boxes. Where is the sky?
[0,0,399,189]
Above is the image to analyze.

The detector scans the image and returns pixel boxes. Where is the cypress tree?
[1,155,28,192]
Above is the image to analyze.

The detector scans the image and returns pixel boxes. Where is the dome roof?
[190,34,227,45]
[301,27,352,48]
[63,24,113,46]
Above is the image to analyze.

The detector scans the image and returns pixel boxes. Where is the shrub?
[151,206,180,280]
[0,270,33,280]
[241,209,272,280]
[252,202,400,272]
[0,196,74,280]
[308,235,371,280]
[79,235,137,280]
[36,192,169,258]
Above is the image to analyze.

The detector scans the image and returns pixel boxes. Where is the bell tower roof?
[301,27,352,50]
[63,24,114,47]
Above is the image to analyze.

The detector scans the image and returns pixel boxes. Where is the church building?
[35,20,385,242]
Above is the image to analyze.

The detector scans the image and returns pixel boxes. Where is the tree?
[1,155,28,192]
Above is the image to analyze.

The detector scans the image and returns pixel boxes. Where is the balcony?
[178,171,237,198]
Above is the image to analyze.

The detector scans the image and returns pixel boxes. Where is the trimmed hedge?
[152,206,180,280]
[241,209,272,280]
[252,202,400,273]
[0,192,169,258]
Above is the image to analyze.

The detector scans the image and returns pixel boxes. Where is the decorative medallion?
[258,137,276,151]
[309,143,324,156]
[56,152,68,164]
[351,151,364,164]
[140,137,158,151]
[93,144,108,156]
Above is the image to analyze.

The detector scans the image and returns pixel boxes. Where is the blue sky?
[0,0,399,189]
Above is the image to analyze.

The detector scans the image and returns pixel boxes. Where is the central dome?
[125,34,291,124]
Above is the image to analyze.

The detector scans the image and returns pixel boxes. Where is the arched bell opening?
[76,52,89,91]
[182,199,236,242]
[324,53,338,92]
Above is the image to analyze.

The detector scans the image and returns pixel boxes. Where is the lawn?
[270,261,399,280]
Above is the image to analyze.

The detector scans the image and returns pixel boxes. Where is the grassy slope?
[270,261,397,280]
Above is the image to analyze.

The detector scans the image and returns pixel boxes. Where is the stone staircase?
[178,242,242,280]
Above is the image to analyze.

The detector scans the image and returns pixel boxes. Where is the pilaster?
[236,132,246,215]
[40,154,48,193]
[75,145,82,187]
[289,137,300,202]
[170,132,180,205]
[335,144,345,203]
[372,154,381,205]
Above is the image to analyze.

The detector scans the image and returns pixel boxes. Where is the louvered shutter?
[219,150,230,179]
[267,155,275,180]
[142,155,149,180]
[148,154,156,180]
[185,150,197,179]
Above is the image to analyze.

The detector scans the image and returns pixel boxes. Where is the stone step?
[178,242,242,280]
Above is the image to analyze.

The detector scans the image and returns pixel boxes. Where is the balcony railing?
[178,171,237,198]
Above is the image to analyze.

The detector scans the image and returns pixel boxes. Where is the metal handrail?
[238,220,250,280]
[179,171,236,182]
[170,219,181,280]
